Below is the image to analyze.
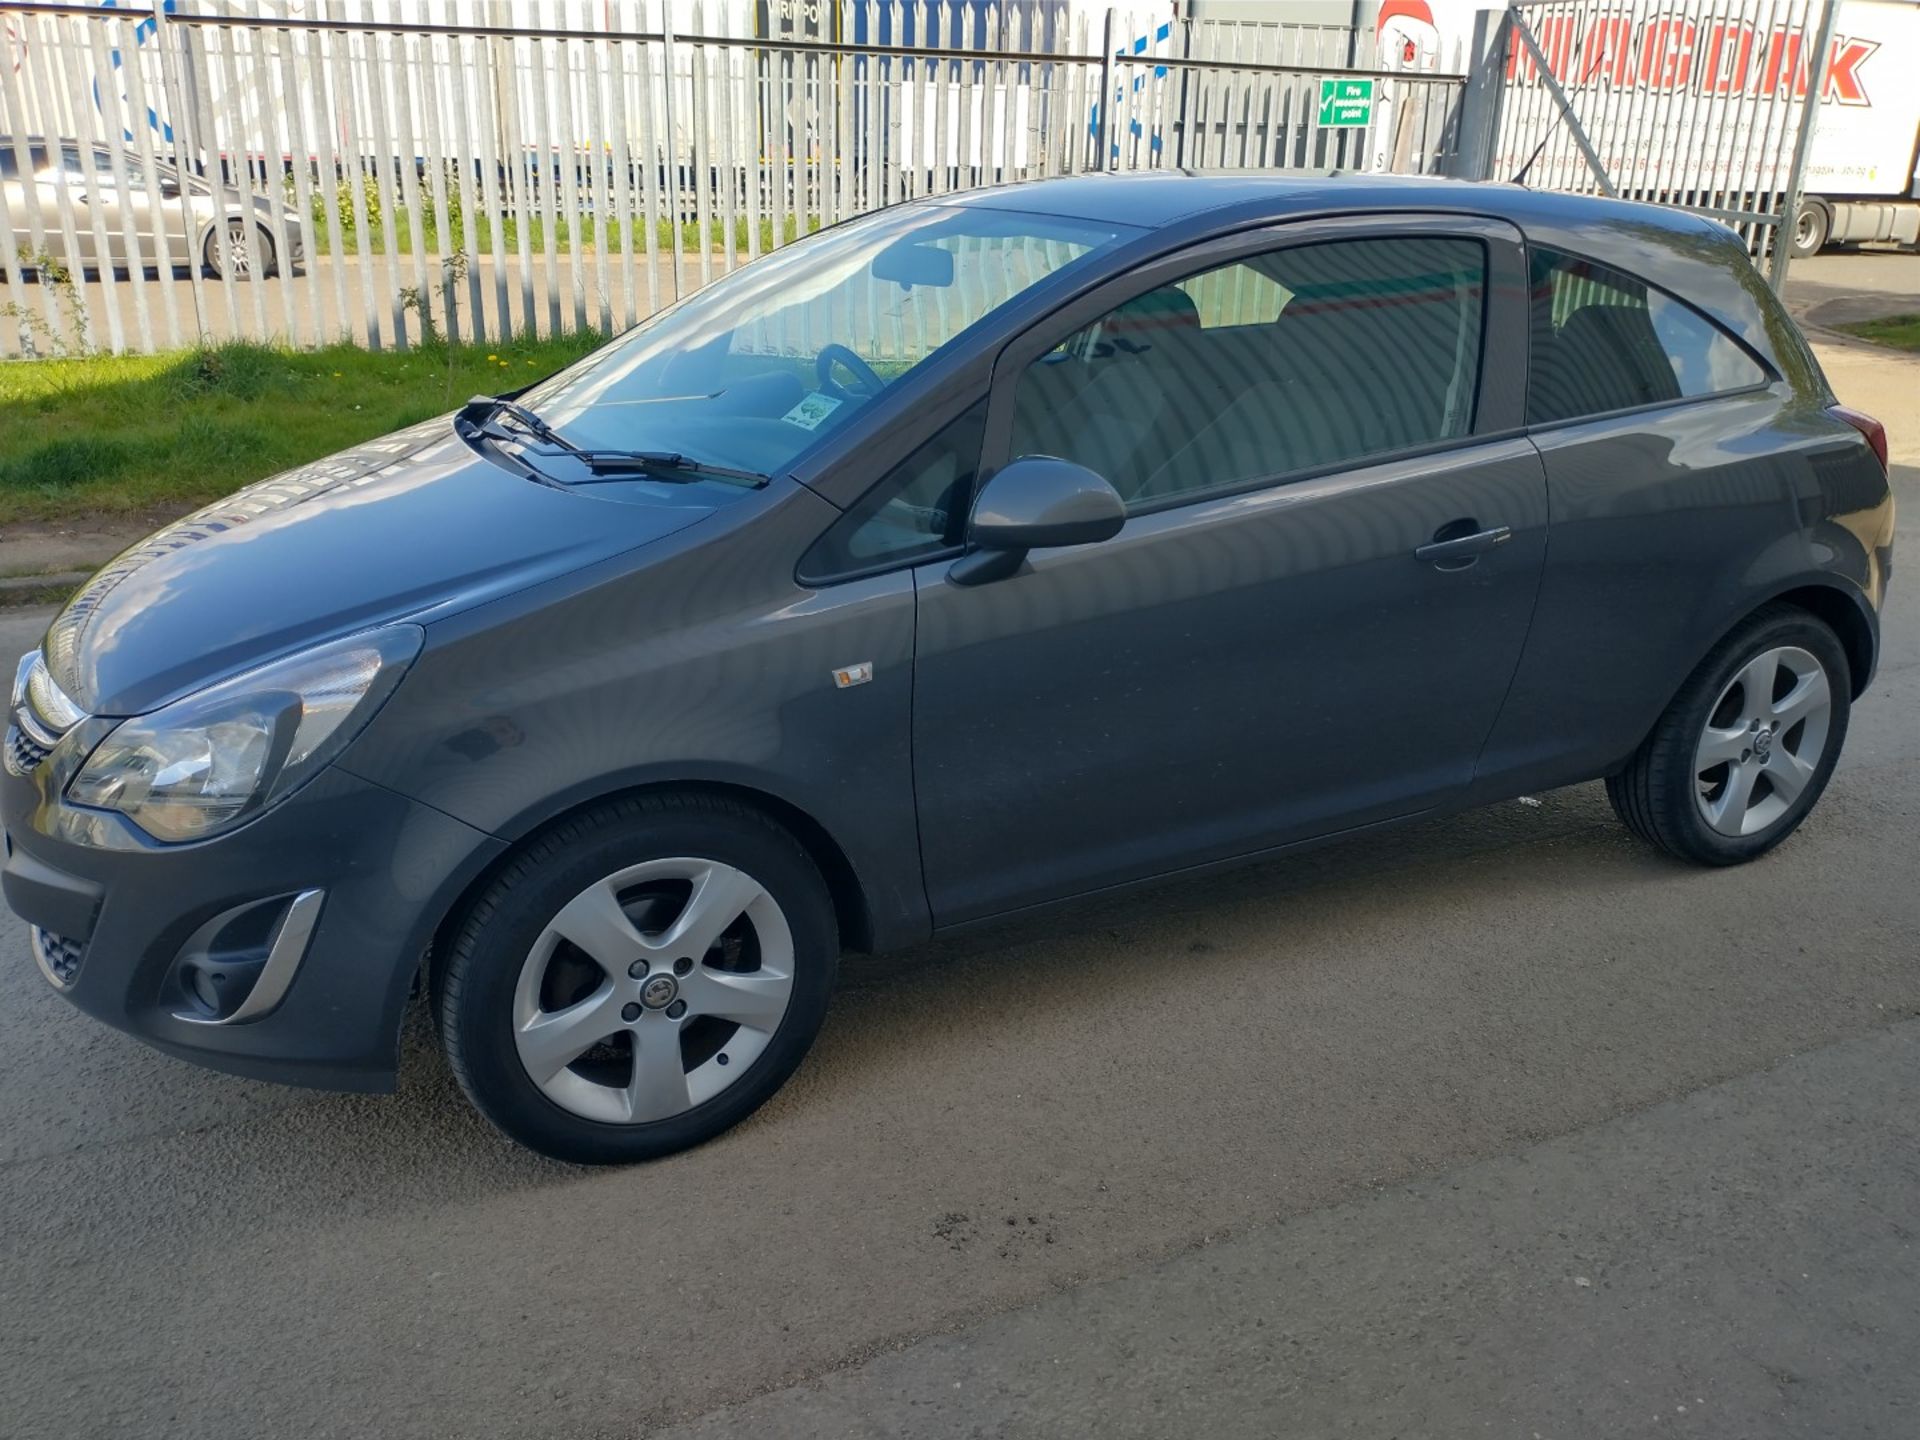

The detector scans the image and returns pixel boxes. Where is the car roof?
[950,169,1713,243]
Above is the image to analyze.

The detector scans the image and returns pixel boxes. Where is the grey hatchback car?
[1,174,1894,1163]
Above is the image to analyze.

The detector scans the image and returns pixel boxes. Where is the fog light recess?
[166,889,324,1026]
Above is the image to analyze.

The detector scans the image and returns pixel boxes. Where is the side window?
[1011,235,1487,507]
[1527,247,1767,425]
[799,401,986,581]
[1176,262,1290,329]
[87,150,146,188]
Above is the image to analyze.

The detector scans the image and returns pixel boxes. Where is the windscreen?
[517,203,1136,478]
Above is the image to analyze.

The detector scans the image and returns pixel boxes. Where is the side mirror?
[949,456,1125,587]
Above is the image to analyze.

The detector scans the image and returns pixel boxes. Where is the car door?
[0,146,26,255]
[909,214,1551,925]
[40,146,97,265]
[80,146,158,268]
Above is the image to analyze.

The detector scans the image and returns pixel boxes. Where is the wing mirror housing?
[948,456,1125,587]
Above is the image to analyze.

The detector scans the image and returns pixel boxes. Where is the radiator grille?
[32,927,85,988]
[5,725,51,777]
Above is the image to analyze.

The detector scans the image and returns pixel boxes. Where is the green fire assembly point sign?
[1317,77,1374,127]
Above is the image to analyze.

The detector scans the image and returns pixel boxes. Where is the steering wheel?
[816,343,887,401]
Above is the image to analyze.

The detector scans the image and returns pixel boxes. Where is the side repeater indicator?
[832,662,874,689]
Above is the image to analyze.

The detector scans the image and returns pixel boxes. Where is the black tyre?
[439,793,838,1164]
[1789,198,1830,259]
[1607,605,1850,866]
[204,220,275,280]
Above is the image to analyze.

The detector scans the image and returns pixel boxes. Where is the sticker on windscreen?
[781,392,845,431]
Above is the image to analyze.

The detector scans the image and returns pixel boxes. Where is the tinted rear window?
[1527,247,1767,425]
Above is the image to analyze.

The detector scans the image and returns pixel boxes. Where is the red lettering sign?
[1698,23,1755,97]
[1509,14,1877,108]
[1823,38,1878,105]
[1579,17,1635,88]
[1638,18,1696,90]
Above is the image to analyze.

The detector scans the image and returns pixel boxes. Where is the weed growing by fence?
[2,248,92,359]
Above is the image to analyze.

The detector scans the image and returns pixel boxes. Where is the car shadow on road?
[2,782,1623,1182]
[369,781,1642,1163]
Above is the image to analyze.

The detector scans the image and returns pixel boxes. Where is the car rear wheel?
[1607,605,1850,865]
[439,794,838,1164]
[204,219,275,280]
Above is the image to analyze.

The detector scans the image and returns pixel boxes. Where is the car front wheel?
[1607,605,1851,865]
[439,794,838,1164]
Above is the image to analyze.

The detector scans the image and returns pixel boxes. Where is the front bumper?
[2,746,503,1092]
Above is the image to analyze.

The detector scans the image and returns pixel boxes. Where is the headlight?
[67,626,422,843]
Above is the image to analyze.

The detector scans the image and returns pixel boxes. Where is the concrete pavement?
[0,347,1915,1440]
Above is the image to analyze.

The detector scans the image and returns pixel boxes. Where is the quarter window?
[1527,247,1768,424]
[1010,236,1487,507]
[799,401,986,581]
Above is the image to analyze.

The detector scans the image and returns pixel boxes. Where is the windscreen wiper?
[457,394,582,453]
[457,395,765,485]
[568,450,768,485]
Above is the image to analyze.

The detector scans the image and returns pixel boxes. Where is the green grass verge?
[1836,314,1920,353]
[0,334,607,525]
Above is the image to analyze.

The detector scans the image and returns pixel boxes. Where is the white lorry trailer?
[1787,0,1920,250]
[1379,0,1920,253]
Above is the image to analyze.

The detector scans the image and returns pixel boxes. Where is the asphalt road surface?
[1787,250,1920,332]
[0,341,1915,1439]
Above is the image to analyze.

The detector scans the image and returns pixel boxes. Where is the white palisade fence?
[0,0,1467,357]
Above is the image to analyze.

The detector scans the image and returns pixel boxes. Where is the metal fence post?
[0,0,1479,357]
[662,3,684,300]
[1769,0,1842,291]
[1446,6,1507,182]
[150,0,210,344]
[1098,8,1117,172]
[1507,4,1615,196]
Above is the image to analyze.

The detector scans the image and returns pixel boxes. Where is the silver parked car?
[1,135,304,279]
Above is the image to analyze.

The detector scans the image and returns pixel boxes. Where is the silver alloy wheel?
[1693,644,1832,838]
[511,857,795,1125]
[215,221,253,278]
